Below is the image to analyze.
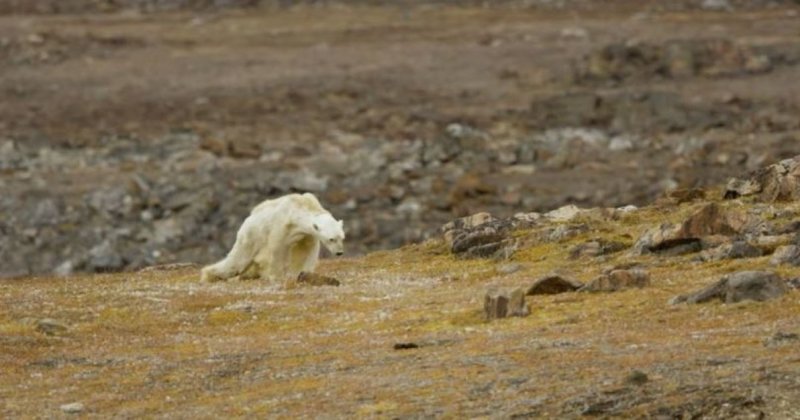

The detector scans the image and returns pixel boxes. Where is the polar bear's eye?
[313,224,319,231]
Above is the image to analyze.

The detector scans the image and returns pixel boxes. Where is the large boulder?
[697,241,763,262]
[670,271,790,304]
[579,269,650,292]
[484,288,530,320]
[632,203,760,255]
[527,274,584,295]
[770,245,800,266]
[442,212,537,259]
[724,156,800,202]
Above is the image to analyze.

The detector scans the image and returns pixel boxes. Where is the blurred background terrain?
[1,0,799,277]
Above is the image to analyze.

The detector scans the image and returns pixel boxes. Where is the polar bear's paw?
[200,266,226,283]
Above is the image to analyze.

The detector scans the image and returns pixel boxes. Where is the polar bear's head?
[311,213,345,256]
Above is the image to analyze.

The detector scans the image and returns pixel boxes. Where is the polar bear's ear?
[313,223,320,231]
[338,220,344,227]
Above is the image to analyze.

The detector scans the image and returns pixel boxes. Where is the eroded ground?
[2,194,800,417]
[2,3,800,276]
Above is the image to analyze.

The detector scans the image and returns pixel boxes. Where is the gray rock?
[545,204,583,222]
[54,260,75,277]
[671,271,789,304]
[701,0,732,11]
[580,269,650,292]
[724,156,800,202]
[698,241,762,262]
[770,245,800,266]
[86,186,132,217]
[763,331,799,347]
[484,288,529,320]
[632,203,756,256]
[496,263,523,275]
[87,240,124,272]
[569,239,628,259]
[527,275,584,295]
[36,318,68,336]
[547,223,590,242]
[444,214,535,259]
[60,402,84,414]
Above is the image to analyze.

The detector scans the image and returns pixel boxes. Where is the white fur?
[201,193,345,283]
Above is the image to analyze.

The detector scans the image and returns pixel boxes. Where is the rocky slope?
[3,3,800,278]
[2,156,800,418]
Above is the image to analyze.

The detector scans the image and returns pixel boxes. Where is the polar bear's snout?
[324,237,345,256]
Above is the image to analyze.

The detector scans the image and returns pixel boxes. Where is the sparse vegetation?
[3,195,799,417]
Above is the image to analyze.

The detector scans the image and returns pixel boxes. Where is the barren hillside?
[3,2,800,276]
[3,158,800,417]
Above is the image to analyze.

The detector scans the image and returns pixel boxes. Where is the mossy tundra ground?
[3,196,799,418]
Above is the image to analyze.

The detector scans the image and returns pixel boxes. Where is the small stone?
[698,241,762,262]
[625,370,649,386]
[296,272,340,287]
[763,331,799,347]
[228,140,262,159]
[700,0,732,11]
[484,288,529,320]
[496,263,523,275]
[569,239,627,259]
[560,27,589,39]
[545,205,583,222]
[54,260,75,277]
[87,240,125,272]
[393,342,419,350]
[580,269,650,292]
[36,319,68,336]
[527,275,584,295]
[60,402,84,414]
[199,137,228,156]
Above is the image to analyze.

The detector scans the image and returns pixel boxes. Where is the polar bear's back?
[251,192,325,216]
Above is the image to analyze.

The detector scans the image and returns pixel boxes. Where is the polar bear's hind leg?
[201,232,257,282]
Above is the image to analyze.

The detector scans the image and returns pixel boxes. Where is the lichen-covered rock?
[769,245,800,266]
[544,205,583,222]
[527,275,584,295]
[441,212,495,246]
[670,271,789,304]
[444,214,537,259]
[632,203,760,255]
[484,288,530,320]
[724,156,800,202]
[580,269,650,292]
[697,241,763,262]
[36,318,68,336]
[569,239,628,259]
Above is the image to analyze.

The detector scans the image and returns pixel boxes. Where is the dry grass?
[2,200,800,417]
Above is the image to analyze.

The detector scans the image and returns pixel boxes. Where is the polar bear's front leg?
[300,239,320,274]
[259,244,288,283]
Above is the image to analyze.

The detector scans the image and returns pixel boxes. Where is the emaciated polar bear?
[201,193,345,283]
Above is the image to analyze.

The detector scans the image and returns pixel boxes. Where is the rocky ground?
[2,156,800,417]
[2,1,800,277]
